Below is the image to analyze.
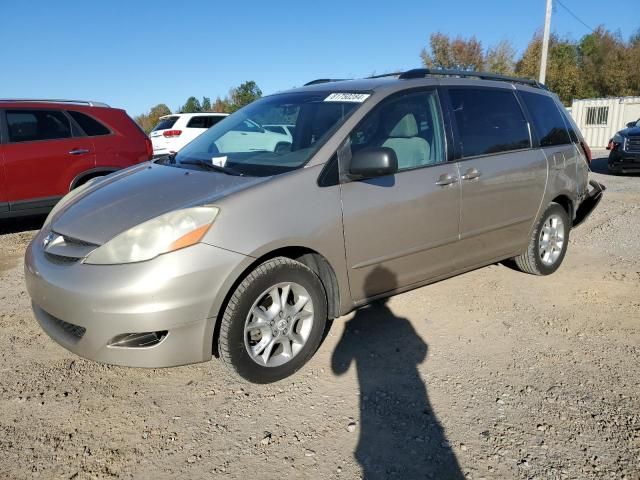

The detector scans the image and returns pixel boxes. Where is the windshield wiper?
[179,159,244,176]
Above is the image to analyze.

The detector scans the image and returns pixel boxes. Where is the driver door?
[339,89,461,302]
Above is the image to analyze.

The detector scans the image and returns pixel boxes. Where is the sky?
[1,0,637,116]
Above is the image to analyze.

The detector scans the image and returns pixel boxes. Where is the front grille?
[626,135,640,153]
[44,252,81,265]
[51,316,87,340]
[43,231,99,264]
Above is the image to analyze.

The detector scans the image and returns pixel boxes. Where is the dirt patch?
[0,153,638,479]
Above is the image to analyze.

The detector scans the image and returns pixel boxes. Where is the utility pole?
[539,0,552,84]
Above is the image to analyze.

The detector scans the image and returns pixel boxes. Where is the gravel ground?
[0,152,638,479]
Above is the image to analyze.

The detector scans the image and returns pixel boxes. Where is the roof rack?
[398,68,547,89]
[0,99,111,107]
[303,79,348,86]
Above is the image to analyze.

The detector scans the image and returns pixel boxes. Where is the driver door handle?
[435,173,458,186]
[460,168,482,180]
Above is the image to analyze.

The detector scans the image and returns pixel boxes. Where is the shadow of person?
[332,267,464,479]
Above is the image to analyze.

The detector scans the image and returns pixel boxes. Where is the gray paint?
[25,74,597,369]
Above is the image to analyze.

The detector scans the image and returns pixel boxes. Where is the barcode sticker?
[324,93,370,103]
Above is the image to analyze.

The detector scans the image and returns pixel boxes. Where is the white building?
[570,96,640,148]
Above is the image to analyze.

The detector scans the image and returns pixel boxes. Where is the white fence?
[570,97,640,148]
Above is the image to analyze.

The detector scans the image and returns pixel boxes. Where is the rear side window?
[449,88,530,158]
[520,92,571,147]
[68,111,110,136]
[186,116,225,129]
[6,110,71,143]
[264,125,286,135]
[186,116,209,129]
[152,116,179,131]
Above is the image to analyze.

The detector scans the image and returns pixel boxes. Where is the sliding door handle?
[435,174,458,186]
[461,168,481,180]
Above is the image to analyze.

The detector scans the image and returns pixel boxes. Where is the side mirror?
[349,147,398,179]
[626,121,637,128]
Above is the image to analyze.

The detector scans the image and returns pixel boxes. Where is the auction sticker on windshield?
[324,93,370,103]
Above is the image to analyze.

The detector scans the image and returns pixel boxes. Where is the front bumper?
[25,234,248,368]
[608,150,640,173]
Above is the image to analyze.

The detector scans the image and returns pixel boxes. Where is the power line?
[555,0,596,33]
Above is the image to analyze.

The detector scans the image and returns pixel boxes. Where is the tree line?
[421,26,639,105]
[135,80,262,133]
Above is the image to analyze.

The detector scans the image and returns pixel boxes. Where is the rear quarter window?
[68,111,111,136]
[152,116,179,131]
[519,91,571,147]
[449,88,531,158]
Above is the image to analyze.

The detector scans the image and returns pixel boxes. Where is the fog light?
[108,331,168,348]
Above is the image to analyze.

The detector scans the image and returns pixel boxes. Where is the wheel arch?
[550,194,574,222]
[69,167,119,191]
[210,246,340,358]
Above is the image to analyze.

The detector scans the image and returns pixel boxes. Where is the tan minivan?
[25,69,604,383]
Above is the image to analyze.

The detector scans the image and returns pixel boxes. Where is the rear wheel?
[218,257,327,383]
[513,203,570,276]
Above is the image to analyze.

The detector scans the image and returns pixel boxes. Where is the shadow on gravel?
[590,156,640,177]
[332,267,463,480]
[0,215,46,235]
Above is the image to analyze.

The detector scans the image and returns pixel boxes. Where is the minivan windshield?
[171,92,365,177]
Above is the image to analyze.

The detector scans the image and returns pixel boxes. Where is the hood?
[621,126,640,136]
[52,163,268,245]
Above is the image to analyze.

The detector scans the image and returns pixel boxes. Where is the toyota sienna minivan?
[25,69,604,383]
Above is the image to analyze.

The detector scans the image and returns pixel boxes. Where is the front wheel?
[513,202,570,275]
[218,257,327,383]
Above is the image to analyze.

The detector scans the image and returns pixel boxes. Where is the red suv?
[0,99,152,219]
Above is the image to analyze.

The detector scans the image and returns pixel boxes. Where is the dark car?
[0,99,152,219]
[607,118,640,174]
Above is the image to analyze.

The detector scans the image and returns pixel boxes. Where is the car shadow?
[331,267,464,479]
[0,215,46,235]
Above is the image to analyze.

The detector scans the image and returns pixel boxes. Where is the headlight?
[613,133,624,144]
[84,206,219,265]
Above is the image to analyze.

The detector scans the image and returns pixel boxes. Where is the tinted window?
[449,88,530,158]
[350,90,445,170]
[152,116,179,131]
[68,111,110,136]
[264,125,286,135]
[186,116,223,129]
[520,91,571,147]
[7,110,71,143]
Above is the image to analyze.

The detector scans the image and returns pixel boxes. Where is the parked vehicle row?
[25,69,604,384]
[607,118,640,174]
[0,100,152,219]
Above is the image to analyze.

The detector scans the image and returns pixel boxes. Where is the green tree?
[134,103,171,134]
[213,96,231,113]
[516,32,584,105]
[420,32,484,71]
[228,80,263,112]
[181,96,202,113]
[579,27,633,98]
[485,40,516,75]
[201,96,212,111]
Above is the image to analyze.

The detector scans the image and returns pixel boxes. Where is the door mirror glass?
[349,147,398,179]
[627,121,637,128]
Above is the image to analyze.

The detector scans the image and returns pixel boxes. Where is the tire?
[513,202,570,276]
[218,257,327,383]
